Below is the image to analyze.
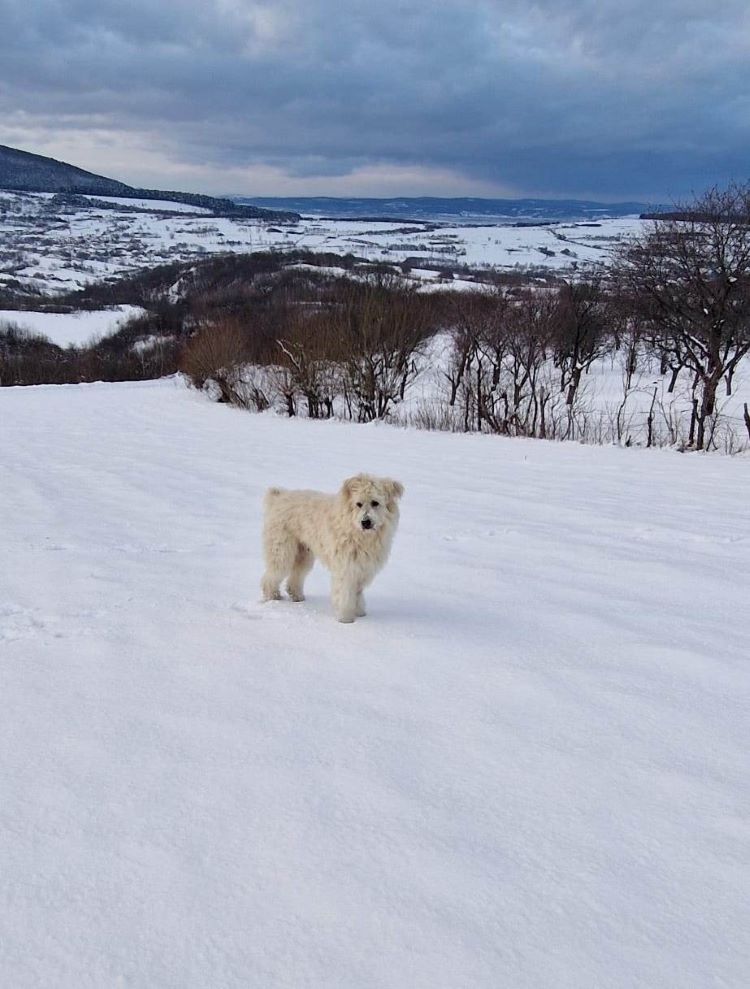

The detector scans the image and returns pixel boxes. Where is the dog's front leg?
[332,571,358,623]
[355,588,366,617]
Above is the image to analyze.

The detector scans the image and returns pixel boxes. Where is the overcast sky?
[1,0,748,201]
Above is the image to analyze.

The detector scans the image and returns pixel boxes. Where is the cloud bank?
[1,0,748,199]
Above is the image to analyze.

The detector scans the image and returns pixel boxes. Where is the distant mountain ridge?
[235,195,663,224]
[0,144,298,221]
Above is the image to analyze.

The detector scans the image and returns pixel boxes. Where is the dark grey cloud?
[0,0,748,199]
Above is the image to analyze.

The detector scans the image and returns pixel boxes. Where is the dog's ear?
[341,476,359,501]
[384,479,404,502]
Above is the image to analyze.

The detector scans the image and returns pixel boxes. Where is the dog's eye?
[370,500,379,508]
[356,501,363,508]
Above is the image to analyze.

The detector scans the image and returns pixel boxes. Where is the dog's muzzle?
[361,518,374,530]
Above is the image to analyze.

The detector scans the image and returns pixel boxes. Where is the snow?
[1,187,646,293]
[0,306,145,347]
[131,333,173,354]
[1,378,749,988]
[80,194,214,214]
[414,273,494,292]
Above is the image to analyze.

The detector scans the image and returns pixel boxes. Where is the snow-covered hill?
[0,187,644,293]
[2,378,748,987]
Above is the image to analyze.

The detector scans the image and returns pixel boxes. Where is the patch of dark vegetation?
[0,314,183,386]
[0,144,298,221]
[0,248,565,391]
[0,283,51,309]
[59,250,365,310]
[179,275,439,421]
[1,251,458,389]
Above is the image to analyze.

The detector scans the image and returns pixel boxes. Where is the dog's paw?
[288,591,305,602]
[337,613,356,624]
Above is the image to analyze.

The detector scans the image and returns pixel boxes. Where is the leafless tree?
[275,309,341,419]
[500,291,555,436]
[443,294,489,408]
[617,183,750,449]
[333,277,430,422]
[552,278,609,407]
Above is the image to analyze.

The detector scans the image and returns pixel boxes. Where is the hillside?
[0,144,298,220]
[0,184,644,298]
[0,143,131,196]
[1,377,749,987]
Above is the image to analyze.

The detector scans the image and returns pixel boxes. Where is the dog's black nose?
[361,518,373,530]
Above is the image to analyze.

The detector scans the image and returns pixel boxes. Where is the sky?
[0,0,748,202]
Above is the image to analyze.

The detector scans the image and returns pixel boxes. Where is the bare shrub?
[403,399,462,432]
[179,319,249,403]
[275,308,344,419]
[234,367,272,412]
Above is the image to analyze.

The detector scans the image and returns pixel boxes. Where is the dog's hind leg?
[261,532,297,602]
[286,544,314,602]
[260,570,284,602]
[355,586,366,617]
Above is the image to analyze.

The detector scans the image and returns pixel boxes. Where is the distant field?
[0,187,645,294]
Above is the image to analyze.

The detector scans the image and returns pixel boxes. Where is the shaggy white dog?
[261,474,404,623]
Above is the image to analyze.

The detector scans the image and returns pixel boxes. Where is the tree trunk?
[566,366,581,406]
[646,386,657,448]
[697,369,722,451]
[688,398,698,447]
[726,366,735,397]
[476,361,482,432]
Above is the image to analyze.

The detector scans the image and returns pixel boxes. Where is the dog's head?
[340,474,404,534]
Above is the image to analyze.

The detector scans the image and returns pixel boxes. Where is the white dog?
[261,474,404,622]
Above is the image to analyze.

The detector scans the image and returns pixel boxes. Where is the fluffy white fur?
[261,474,404,623]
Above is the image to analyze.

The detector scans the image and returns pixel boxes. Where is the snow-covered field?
[2,378,748,987]
[0,188,644,293]
[0,305,145,346]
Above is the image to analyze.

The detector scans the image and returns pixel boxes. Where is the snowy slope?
[1,379,749,988]
[0,306,145,346]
